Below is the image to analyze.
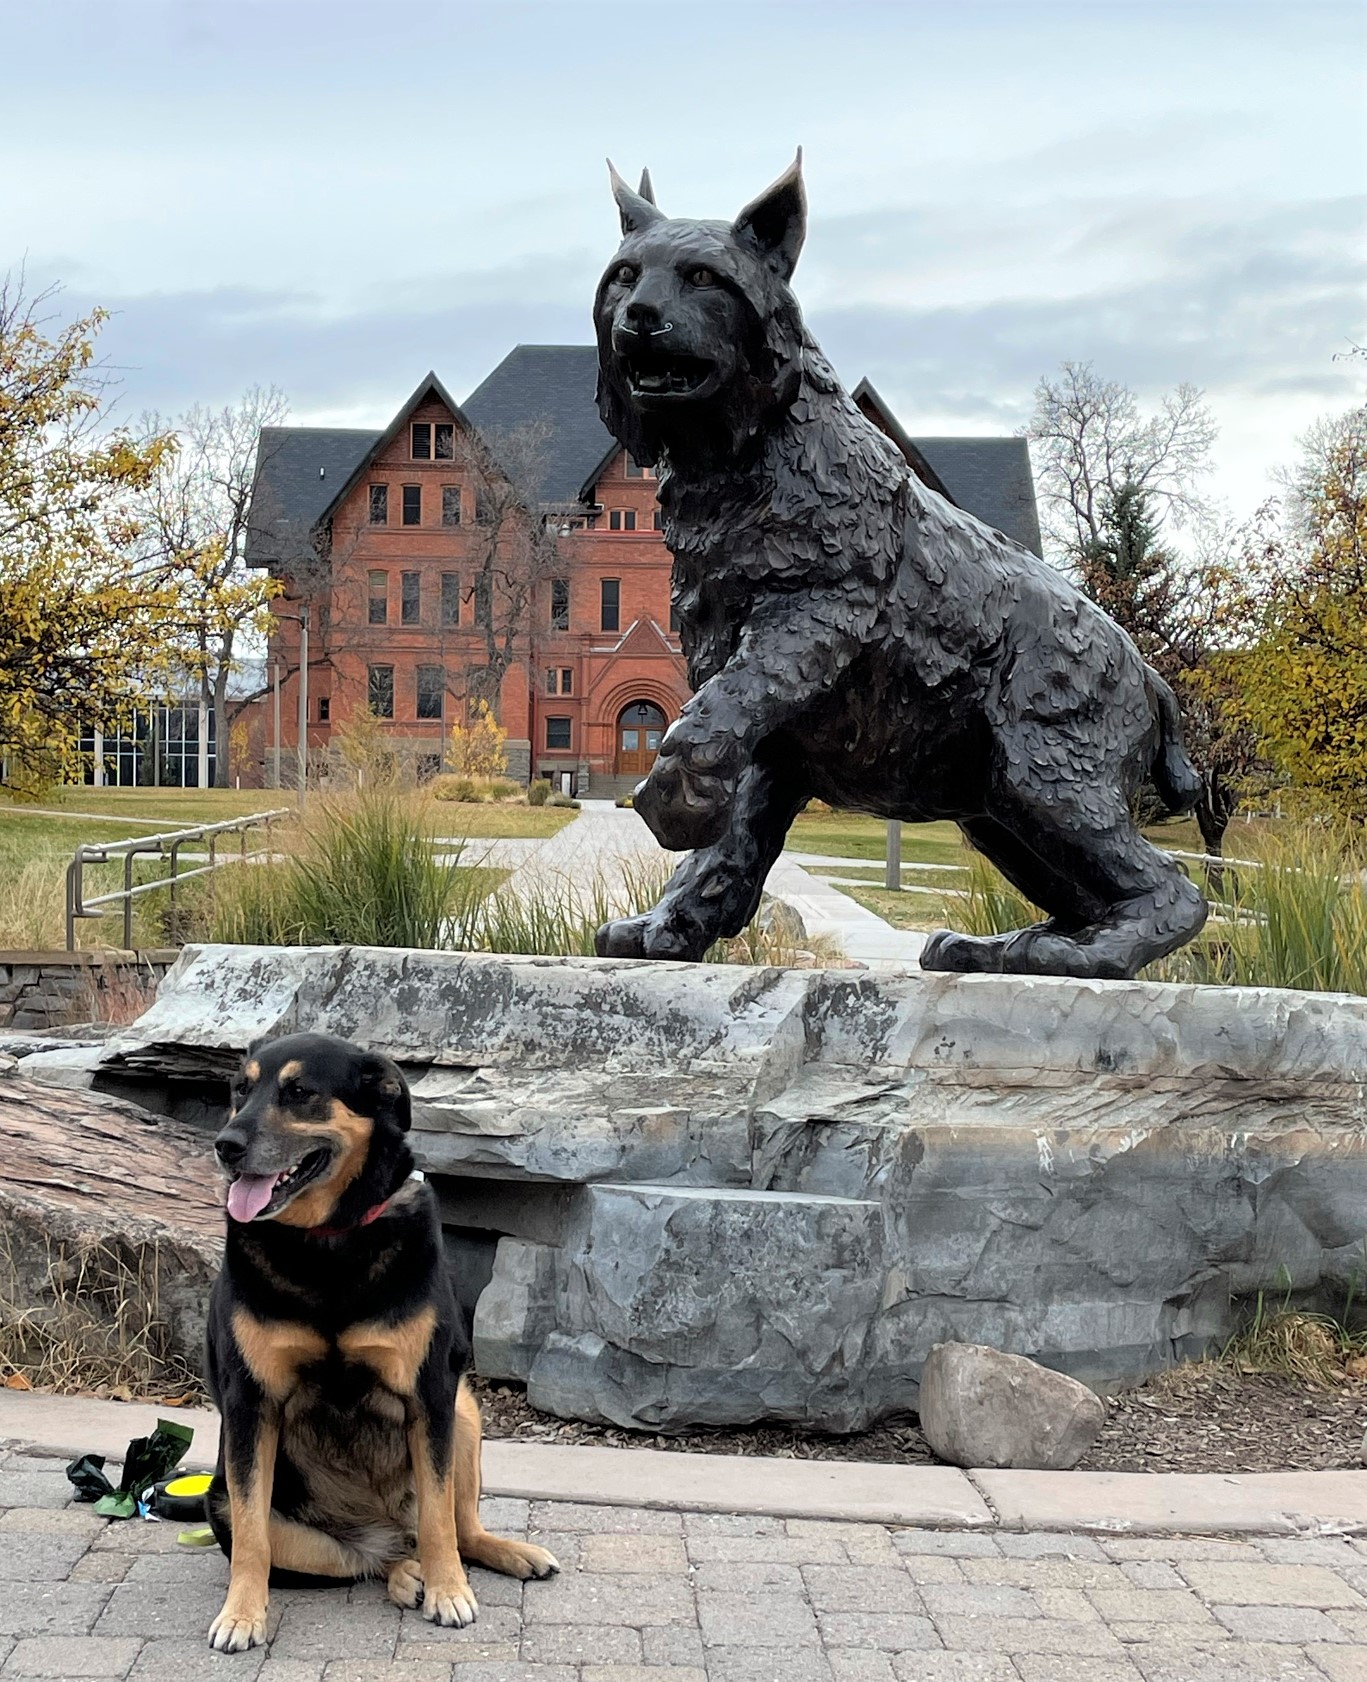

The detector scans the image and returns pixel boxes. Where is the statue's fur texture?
[592,159,1207,979]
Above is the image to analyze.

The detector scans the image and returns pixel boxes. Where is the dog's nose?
[215,1130,249,1169]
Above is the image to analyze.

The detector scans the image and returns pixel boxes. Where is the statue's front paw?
[636,750,735,851]
[595,915,704,962]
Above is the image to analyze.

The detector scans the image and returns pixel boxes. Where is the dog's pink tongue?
[226,1175,278,1223]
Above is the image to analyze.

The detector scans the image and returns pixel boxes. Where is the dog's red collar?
[304,1170,424,1239]
[305,1197,391,1239]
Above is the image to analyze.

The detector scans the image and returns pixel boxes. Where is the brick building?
[245,347,1041,794]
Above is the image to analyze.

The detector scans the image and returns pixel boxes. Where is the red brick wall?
[265,406,687,792]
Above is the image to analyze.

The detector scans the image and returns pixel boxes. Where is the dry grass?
[1221,1308,1367,1388]
[0,1229,205,1402]
[0,858,69,949]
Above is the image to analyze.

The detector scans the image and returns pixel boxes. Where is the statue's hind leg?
[922,815,1092,974]
[923,796,1206,981]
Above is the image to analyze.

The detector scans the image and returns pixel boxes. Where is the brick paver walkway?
[2,1447,1365,1681]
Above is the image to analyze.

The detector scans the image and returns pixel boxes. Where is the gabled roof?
[852,378,1042,557]
[244,426,381,568]
[462,345,617,505]
[913,437,1042,556]
[606,617,683,662]
[244,371,475,570]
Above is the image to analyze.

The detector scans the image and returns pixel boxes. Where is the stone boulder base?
[22,943,1367,1433]
[917,1341,1106,1470]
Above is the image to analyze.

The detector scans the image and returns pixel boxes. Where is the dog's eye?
[613,263,638,285]
[688,267,717,287]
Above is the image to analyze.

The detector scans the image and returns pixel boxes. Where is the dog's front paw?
[595,913,705,962]
[208,1597,268,1653]
[422,1569,478,1627]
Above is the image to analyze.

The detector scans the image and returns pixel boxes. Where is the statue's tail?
[1150,670,1201,814]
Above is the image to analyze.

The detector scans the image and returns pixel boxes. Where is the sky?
[2,0,1362,520]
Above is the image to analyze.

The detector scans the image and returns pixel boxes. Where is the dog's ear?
[356,1051,412,1134]
[608,158,663,236]
[638,167,656,207]
[732,149,806,280]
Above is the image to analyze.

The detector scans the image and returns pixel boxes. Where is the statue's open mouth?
[624,350,715,400]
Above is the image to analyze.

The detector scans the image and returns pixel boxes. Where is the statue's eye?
[614,264,638,285]
[688,267,716,287]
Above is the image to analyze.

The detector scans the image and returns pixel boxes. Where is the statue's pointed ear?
[732,148,806,280]
[638,167,657,206]
[608,159,663,236]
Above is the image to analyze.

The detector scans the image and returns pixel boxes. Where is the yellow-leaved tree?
[1239,408,1367,819]
[0,279,175,797]
[448,700,508,780]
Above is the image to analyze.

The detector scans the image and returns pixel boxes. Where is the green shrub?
[547,793,581,809]
[430,775,481,803]
[210,787,470,950]
[527,778,551,807]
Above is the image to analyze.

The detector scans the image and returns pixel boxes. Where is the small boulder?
[918,1341,1105,1470]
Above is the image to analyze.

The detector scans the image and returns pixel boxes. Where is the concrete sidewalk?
[6,1392,1367,1540]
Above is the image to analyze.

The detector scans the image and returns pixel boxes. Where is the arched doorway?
[615,701,667,778]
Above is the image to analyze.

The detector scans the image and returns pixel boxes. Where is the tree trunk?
[212,662,232,787]
[1195,769,1237,900]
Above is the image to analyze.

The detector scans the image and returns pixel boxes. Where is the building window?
[402,484,421,526]
[368,665,394,719]
[600,578,620,633]
[416,665,444,720]
[411,423,431,459]
[546,716,571,751]
[550,578,570,631]
[560,667,573,695]
[475,489,495,525]
[608,508,637,532]
[473,573,492,629]
[653,510,663,532]
[368,570,388,625]
[318,696,330,722]
[434,422,454,459]
[442,486,462,527]
[441,572,460,627]
[545,667,573,696]
[369,484,388,525]
[401,571,421,625]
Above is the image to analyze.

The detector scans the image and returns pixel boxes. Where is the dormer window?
[411,422,453,460]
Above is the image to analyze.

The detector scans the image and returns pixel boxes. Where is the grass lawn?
[787,811,968,867]
[789,809,1280,934]
[0,788,577,950]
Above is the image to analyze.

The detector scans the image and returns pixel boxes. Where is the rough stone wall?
[0,950,176,1031]
[27,944,1367,1432]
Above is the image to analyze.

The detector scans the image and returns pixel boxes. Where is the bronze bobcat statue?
[592,157,1206,980]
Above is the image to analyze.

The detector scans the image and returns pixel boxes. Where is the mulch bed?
[471,1364,1367,1475]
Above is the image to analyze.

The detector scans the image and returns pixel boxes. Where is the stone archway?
[614,700,667,779]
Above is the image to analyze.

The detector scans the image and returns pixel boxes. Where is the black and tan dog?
[204,1031,557,1653]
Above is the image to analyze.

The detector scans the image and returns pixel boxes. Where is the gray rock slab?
[917,1343,1105,1470]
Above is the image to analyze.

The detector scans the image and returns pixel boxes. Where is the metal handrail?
[65,808,290,950]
